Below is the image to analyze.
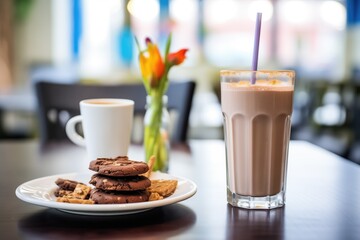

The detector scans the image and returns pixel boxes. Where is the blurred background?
[1,0,360,164]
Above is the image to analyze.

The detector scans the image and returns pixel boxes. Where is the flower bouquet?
[136,34,188,171]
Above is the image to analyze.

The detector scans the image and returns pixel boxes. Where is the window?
[52,0,346,80]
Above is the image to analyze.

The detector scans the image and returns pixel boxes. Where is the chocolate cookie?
[55,178,85,191]
[90,189,150,204]
[89,174,151,191]
[89,157,149,177]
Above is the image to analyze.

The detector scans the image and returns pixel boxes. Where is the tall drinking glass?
[220,70,295,209]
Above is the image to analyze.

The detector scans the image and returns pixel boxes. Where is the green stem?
[144,92,169,171]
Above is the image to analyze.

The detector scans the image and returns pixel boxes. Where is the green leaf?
[164,33,172,64]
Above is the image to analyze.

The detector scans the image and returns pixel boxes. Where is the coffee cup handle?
[65,115,86,147]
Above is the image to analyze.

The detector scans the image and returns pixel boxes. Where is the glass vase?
[144,95,170,172]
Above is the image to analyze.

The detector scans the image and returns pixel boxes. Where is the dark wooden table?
[1,139,359,239]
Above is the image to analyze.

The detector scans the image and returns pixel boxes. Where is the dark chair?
[35,80,195,145]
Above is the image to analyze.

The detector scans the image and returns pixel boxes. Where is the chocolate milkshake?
[221,70,295,209]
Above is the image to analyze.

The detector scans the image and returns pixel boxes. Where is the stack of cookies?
[88,156,152,204]
[54,156,179,204]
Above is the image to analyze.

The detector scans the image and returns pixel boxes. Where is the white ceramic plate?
[15,172,197,216]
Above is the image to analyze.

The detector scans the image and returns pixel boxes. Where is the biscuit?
[71,183,92,199]
[147,179,178,197]
[90,189,150,204]
[89,174,151,191]
[54,189,73,197]
[89,157,149,177]
[149,192,163,201]
[142,155,156,178]
[56,197,94,204]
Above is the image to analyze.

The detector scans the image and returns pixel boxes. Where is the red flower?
[168,49,188,66]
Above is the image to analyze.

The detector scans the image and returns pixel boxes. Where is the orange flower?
[139,53,151,83]
[139,38,165,88]
[136,34,188,94]
[167,49,188,66]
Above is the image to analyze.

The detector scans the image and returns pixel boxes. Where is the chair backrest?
[35,80,195,145]
[167,81,196,143]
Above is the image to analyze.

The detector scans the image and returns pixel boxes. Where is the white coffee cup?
[65,98,134,160]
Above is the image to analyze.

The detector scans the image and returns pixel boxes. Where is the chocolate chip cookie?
[89,157,149,177]
[90,189,150,204]
[89,174,151,191]
[55,178,85,191]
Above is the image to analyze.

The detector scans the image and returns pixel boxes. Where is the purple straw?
[251,12,262,84]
